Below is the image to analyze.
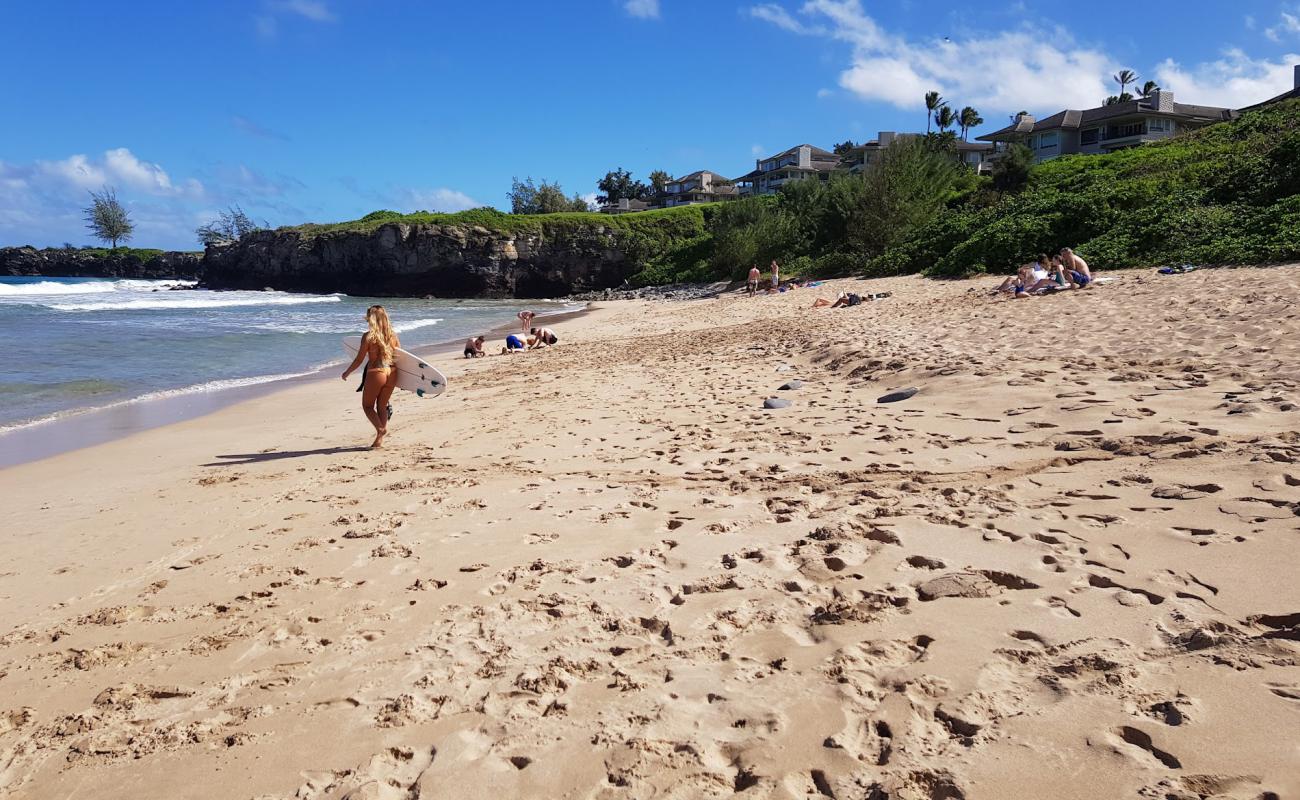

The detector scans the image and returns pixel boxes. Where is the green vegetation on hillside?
[76,247,170,260]
[883,99,1300,277]
[281,101,1300,286]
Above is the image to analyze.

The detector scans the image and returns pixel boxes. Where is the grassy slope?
[882,99,1300,277]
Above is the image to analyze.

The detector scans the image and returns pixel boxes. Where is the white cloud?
[580,192,598,210]
[34,148,201,198]
[1155,49,1300,107]
[0,150,305,250]
[1264,9,1300,42]
[749,3,820,34]
[254,0,336,39]
[816,87,833,98]
[751,0,1112,114]
[624,0,660,20]
[281,0,336,22]
[750,144,765,157]
[396,188,480,213]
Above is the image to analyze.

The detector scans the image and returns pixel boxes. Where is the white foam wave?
[0,279,196,297]
[48,294,342,312]
[252,316,443,335]
[0,281,116,296]
[393,318,443,333]
[0,368,324,435]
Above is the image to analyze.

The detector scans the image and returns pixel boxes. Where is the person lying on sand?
[811,292,861,308]
[463,336,486,358]
[529,327,558,348]
[998,261,1043,294]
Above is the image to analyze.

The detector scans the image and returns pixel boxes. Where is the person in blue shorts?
[500,333,530,354]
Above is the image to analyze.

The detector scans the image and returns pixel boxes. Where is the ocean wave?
[393,317,443,333]
[252,316,444,335]
[0,281,117,296]
[47,294,343,312]
[0,368,324,435]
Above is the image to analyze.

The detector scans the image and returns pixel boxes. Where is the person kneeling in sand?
[811,291,860,308]
[501,333,532,354]
[463,336,486,358]
[529,327,558,348]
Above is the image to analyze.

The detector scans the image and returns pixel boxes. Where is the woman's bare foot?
[371,428,386,449]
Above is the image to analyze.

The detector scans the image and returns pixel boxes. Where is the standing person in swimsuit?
[747,266,761,296]
[769,260,780,291]
[517,310,536,332]
[341,305,400,449]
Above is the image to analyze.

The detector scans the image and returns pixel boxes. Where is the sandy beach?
[2,266,1298,799]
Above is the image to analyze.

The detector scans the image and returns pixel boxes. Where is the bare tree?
[84,186,133,248]
[196,205,263,246]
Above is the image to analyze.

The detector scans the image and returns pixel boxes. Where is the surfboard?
[343,336,447,399]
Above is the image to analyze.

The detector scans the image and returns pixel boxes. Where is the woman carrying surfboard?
[341,305,400,449]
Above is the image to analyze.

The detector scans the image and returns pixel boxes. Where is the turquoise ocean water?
[0,276,567,432]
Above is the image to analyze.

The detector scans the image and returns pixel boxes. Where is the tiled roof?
[978,97,1235,140]
[760,143,835,161]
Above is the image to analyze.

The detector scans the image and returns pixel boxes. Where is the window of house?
[1080,128,1099,145]
[1039,131,1059,149]
[1148,117,1171,132]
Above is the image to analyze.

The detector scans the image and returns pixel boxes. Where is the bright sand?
[1,267,1298,799]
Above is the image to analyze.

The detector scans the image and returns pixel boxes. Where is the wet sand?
[1,266,1297,799]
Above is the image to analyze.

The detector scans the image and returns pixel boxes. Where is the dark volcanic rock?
[202,222,652,298]
[1,246,203,280]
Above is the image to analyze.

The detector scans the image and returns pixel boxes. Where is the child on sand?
[463,336,485,358]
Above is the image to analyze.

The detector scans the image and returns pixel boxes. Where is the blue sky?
[2,0,1298,250]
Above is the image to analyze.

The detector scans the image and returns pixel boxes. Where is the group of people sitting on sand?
[462,309,560,358]
[997,247,1093,297]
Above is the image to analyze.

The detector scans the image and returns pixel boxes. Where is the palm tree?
[1137,80,1160,98]
[934,105,957,134]
[924,90,944,133]
[958,106,983,141]
[1113,70,1136,101]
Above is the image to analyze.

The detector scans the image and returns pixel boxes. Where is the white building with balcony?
[735,144,839,196]
[976,91,1235,162]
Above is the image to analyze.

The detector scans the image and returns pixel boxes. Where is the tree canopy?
[648,170,672,195]
[596,168,649,205]
[509,177,588,214]
[83,187,133,248]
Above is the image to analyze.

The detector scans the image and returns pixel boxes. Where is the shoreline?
[0,302,590,470]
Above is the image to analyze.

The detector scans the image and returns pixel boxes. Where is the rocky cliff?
[1,247,204,280]
[201,221,643,298]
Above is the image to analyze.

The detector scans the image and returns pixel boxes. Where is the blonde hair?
[365,305,399,363]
